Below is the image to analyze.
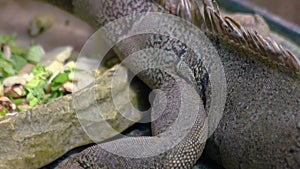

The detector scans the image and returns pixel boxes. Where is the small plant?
[0,34,76,117]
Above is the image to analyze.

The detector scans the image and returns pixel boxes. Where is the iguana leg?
[56,0,210,168]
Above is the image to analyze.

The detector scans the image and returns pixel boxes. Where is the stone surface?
[0,65,145,169]
[42,46,73,64]
[3,74,35,87]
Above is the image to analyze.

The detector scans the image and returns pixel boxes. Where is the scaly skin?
[59,0,209,168]
[45,0,300,168]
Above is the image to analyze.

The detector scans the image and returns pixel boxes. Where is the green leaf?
[53,72,69,84]
[50,72,69,91]
[3,66,15,76]
[0,108,9,118]
[11,54,28,71]
[11,98,24,105]
[0,34,16,47]
[26,92,35,100]
[0,58,15,76]
[25,79,46,97]
[35,86,46,100]
[29,97,39,107]
[17,107,28,112]
[10,46,28,56]
[53,90,64,98]
[26,79,40,88]
[50,83,61,91]
[0,57,11,66]
[26,92,40,108]
[31,63,48,78]
[27,45,45,63]
[44,90,64,104]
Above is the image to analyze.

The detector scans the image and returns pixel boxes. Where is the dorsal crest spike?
[158,0,300,72]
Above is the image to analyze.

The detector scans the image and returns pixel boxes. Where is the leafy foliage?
[0,34,75,116]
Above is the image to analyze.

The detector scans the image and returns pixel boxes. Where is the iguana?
[44,0,300,168]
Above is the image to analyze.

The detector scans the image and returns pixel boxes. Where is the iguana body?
[45,0,300,168]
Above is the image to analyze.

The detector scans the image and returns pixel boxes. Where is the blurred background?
[0,0,299,168]
[243,0,300,26]
[0,0,299,51]
[0,0,95,51]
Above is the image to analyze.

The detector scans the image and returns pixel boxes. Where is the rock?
[60,81,73,93]
[75,56,99,70]
[67,57,103,91]
[42,46,73,65]
[3,73,34,86]
[0,65,146,169]
[4,84,25,99]
[64,61,76,70]
[43,46,74,74]
[46,60,65,73]
[0,96,16,113]
[18,63,35,75]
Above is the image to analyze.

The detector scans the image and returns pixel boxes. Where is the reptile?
[43,0,300,168]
